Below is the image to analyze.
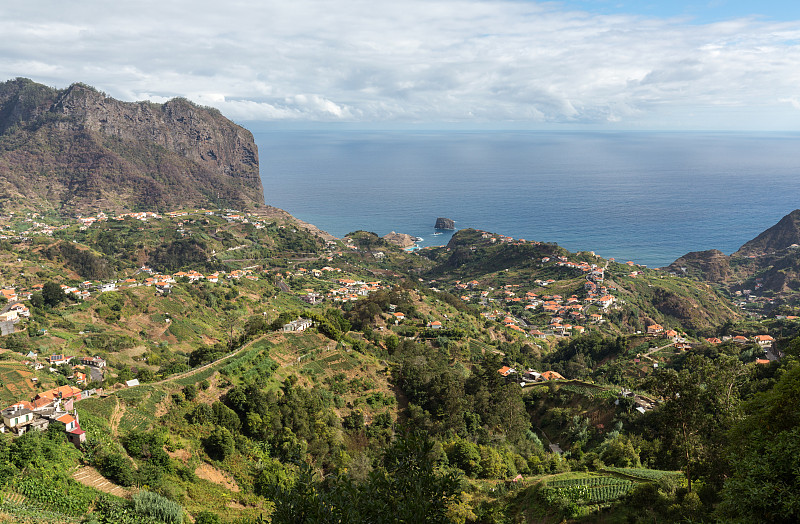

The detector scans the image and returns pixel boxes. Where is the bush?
[204,426,235,461]
[133,489,184,524]
[99,452,135,487]
[194,511,222,524]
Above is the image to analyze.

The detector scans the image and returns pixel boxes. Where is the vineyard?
[539,473,637,507]
[557,383,604,398]
[601,466,684,481]
[468,338,494,357]
[220,341,278,383]
[77,395,117,421]
[12,472,96,517]
[0,502,80,524]
[116,386,167,433]
[545,475,631,488]
[299,345,361,377]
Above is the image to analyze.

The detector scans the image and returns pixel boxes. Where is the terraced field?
[0,361,41,406]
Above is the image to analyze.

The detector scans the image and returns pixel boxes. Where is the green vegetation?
[0,207,796,523]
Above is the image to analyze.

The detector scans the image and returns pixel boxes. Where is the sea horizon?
[256,129,800,268]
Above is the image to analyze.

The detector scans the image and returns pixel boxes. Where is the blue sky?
[561,1,800,23]
[1,0,800,130]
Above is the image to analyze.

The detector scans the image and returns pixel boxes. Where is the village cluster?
[1,365,104,446]
[447,253,615,340]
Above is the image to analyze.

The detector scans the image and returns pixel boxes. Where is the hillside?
[0,78,263,213]
[735,209,800,256]
[0,105,796,523]
[422,229,739,334]
[0,209,795,524]
[668,209,800,303]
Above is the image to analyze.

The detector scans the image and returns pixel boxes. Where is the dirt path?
[109,397,124,437]
[145,335,265,389]
[642,342,674,359]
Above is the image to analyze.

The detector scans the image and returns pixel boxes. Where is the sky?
[2,0,800,130]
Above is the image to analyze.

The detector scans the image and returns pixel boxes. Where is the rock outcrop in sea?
[435,217,455,230]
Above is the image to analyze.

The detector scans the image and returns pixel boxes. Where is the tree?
[183,384,197,402]
[717,363,800,523]
[42,281,64,308]
[99,452,135,486]
[194,511,222,524]
[644,354,746,492]
[205,426,235,461]
[271,430,462,524]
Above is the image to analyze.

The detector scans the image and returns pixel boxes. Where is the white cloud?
[1,1,799,128]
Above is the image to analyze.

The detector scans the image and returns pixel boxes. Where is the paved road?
[277,281,290,293]
[0,301,21,335]
[642,342,676,359]
[0,300,20,314]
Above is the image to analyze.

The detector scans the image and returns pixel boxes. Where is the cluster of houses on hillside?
[454,258,617,340]
[0,383,99,447]
[497,366,565,384]
[0,213,73,239]
[21,353,106,387]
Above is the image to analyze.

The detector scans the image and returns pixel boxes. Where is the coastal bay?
[258,130,800,267]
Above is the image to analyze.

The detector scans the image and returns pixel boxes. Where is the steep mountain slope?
[667,249,732,282]
[0,78,263,213]
[735,209,800,256]
[668,209,800,295]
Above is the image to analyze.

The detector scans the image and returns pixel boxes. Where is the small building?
[282,318,313,332]
[55,413,78,432]
[522,370,542,382]
[301,293,322,305]
[541,370,565,381]
[1,404,34,432]
[49,354,73,366]
[497,366,516,377]
[67,428,86,447]
[754,335,774,346]
[0,311,18,322]
[81,356,107,368]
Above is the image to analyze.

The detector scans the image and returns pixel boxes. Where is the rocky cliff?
[0,78,263,213]
[435,217,455,230]
[382,231,416,248]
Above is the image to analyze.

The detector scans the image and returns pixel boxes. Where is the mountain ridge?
[0,78,263,213]
[668,208,800,296]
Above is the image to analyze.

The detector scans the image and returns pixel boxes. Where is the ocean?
[255,130,800,268]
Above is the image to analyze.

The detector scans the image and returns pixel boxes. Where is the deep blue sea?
[255,131,800,268]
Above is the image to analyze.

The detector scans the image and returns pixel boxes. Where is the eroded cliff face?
[0,78,263,213]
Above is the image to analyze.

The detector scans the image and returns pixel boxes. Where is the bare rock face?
[435,217,455,229]
[0,78,263,213]
[382,231,416,248]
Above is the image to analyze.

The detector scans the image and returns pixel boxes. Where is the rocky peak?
[735,209,800,256]
[0,78,263,213]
